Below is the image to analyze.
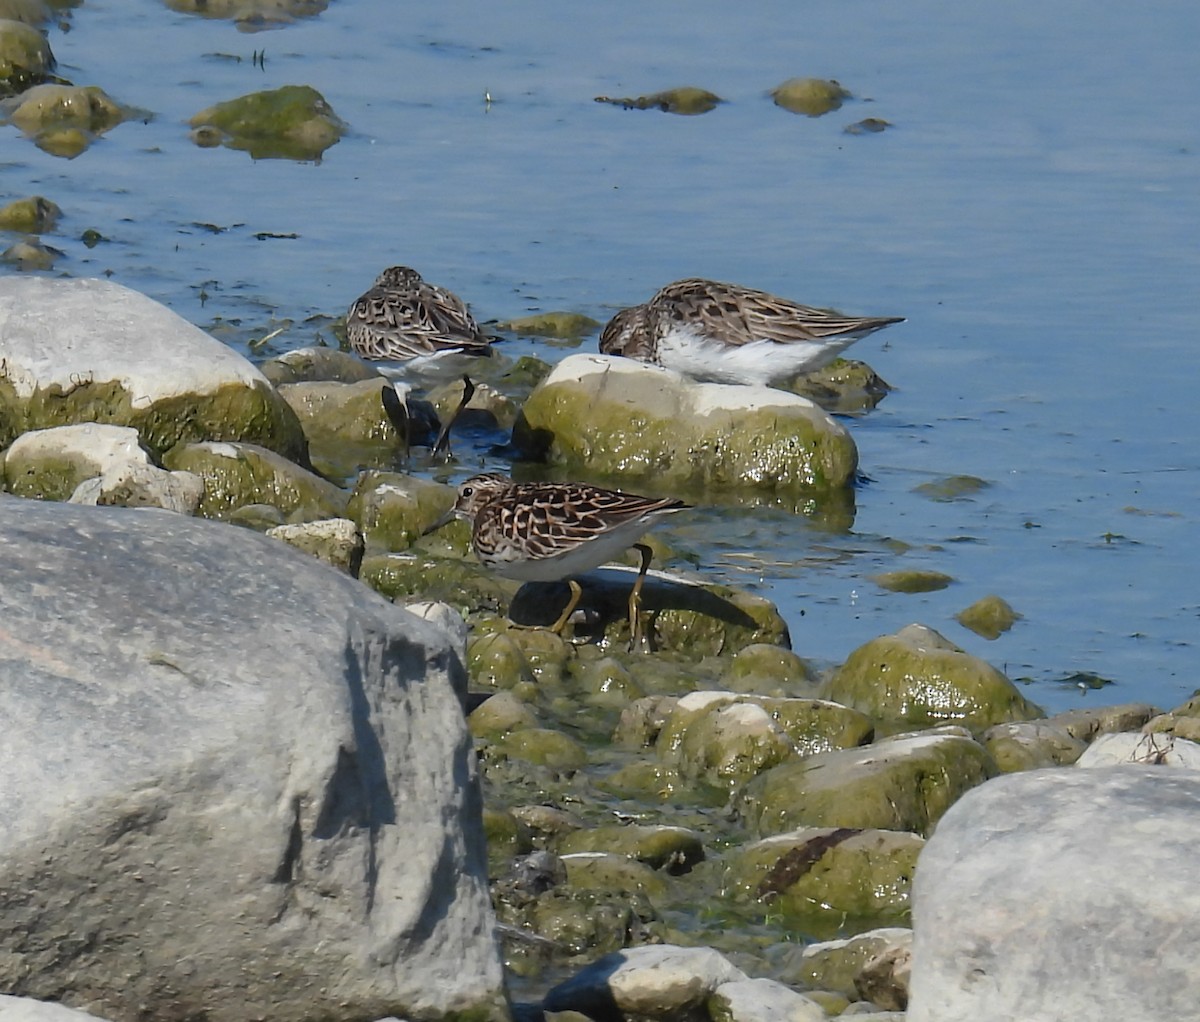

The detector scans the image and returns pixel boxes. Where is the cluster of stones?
[3,275,1197,1022]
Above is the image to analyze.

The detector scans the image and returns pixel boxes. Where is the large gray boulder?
[908,767,1200,1021]
[0,276,306,462]
[0,496,506,1022]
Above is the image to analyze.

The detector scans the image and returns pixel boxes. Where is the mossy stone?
[162,441,346,521]
[770,77,849,116]
[0,195,59,232]
[595,86,722,115]
[467,690,540,740]
[734,732,998,837]
[568,656,647,708]
[259,347,381,386]
[784,928,915,995]
[6,83,127,134]
[493,728,587,772]
[557,824,704,874]
[872,570,954,594]
[723,643,816,696]
[346,470,449,552]
[0,17,53,94]
[513,355,857,496]
[482,807,534,876]
[560,852,669,899]
[955,594,1022,639]
[188,85,346,161]
[981,720,1086,771]
[824,624,1042,729]
[466,631,536,692]
[496,312,601,339]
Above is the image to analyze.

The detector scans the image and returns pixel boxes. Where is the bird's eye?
[462,486,474,497]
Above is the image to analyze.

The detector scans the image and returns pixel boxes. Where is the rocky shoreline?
[1,276,1197,1022]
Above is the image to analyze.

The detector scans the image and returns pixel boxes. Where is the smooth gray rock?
[1074,730,1200,768]
[909,767,1200,1021]
[0,497,505,1022]
[708,977,826,1022]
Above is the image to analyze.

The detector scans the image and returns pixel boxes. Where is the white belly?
[656,327,857,386]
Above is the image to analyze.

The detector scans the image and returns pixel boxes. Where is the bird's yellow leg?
[548,579,584,635]
[627,543,654,650]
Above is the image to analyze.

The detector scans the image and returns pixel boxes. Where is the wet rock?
[557,824,705,874]
[427,375,517,431]
[0,0,54,26]
[788,357,891,414]
[595,86,722,115]
[265,517,362,574]
[0,496,505,1022]
[1048,701,1159,741]
[513,354,857,495]
[0,237,58,267]
[824,623,1043,729]
[0,17,52,95]
[845,117,892,135]
[259,345,381,385]
[0,277,306,461]
[655,691,874,790]
[912,474,990,501]
[955,593,1022,639]
[724,828,921,927]
[560,851,669,899]
[164,0,329,31]
[3,422,150,500]
[276,377,406,458]
[722,643,816,695]
[347,470,448,552]
[510,804,584,846]
[2,83,138,155]
[0,194,59,232]
[707,977,826,1022]
[613,694,680,748]
[189,84,346,161]
[770,77,849,116]
[872,569,954,593]
[163,440,345,521]
[908,767,1200,1022]
[1074,730,1200,767]
[492,727,588,772]
[544,944,748,1017]
[981,719,1086,771]
[783,927,913,1000]
[734,731,998,837]
[494,311,600,339]
[855,933,912,1011]
[467,690,540,740]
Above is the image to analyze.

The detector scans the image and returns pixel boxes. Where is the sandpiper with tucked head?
[599,277,903,388]
[346,265,495,363]
[425,473,688,648]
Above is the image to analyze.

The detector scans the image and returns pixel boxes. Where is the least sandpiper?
[599,277,903,387]
[426,473,688,646]
[346,265,494,362]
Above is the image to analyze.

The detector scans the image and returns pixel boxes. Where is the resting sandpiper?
[599,277,903,387]
[346,266,495,362]
[426,473,688,647]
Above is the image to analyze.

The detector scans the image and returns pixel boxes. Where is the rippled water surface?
[4,0,1198,714]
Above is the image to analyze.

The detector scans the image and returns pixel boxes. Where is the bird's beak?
[422,506,457,536]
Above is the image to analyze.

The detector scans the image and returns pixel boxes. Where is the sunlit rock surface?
[909,768,1200,1022]
[0,496,506,1022]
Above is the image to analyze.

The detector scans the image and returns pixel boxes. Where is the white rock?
[544,944,749,1017]
[1075,730,1200,768]
[0,997,114,1022]
[710,977,827,1022]
[908,767,1200,1021]
[6,422,149,471]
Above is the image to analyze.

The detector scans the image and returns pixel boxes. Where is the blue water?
[3,0,1198,713]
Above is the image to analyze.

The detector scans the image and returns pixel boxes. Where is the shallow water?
[3,0,1199,714]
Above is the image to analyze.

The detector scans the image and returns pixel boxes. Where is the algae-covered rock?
[344,470,449,551]
[259,346,382,386]
[784,927,914,999]
[722,643,816,696]
[164,0,329,31]
[189,85,345,161]
[567,654,647,708]
[467,631,538,692]
[0,0,53,26]
[955,593,1022,639]
[770,77,849,116]
[277,377,403,445]
[872,570,954,594]
[264,517,362,575]
[1048,702,1159,742]
[467,690,539,740]
[557,824,704,875]
[2,83,139,155]
[492,728,588,772]
[162,440,346,521]
[0,277,307,462]
[845,117,892,135]
[3,422,150,500]
[69,460,204,515]
[981,720,1086,772]
[426,376,517,432]
[734,732,998,837]
[595,86,722,115]
[655,691,873,789]
[789,357,891,414]
[0,195,59,232]
[0,237,58,267]
[513,354,857,495]
[824,623,1043,729]
[0,17,53,95]
[494,312,600,340]
[913,474,990,501]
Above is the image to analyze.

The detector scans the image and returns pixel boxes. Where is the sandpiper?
[346,265,495,363]
[426,473,688,647]
[599,277,903,388]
